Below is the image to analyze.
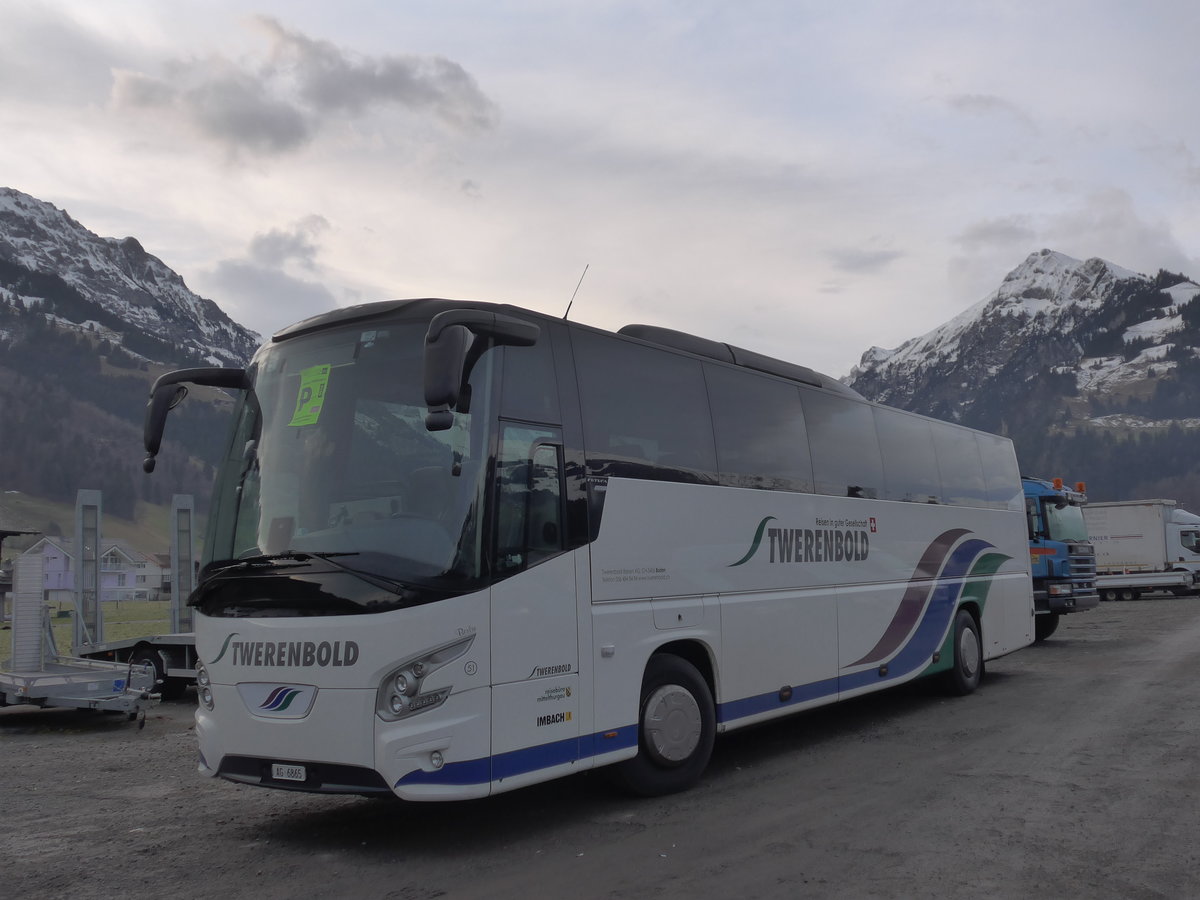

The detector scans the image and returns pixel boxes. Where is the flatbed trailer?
[1,572,157,722]
[75,633,196,701]
[0,651,156,720]
[69,493,199,701]
[1095,569,1198,601]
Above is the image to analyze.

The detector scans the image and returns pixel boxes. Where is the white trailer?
[1083,499,1200,600]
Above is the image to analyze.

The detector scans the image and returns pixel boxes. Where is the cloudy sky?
[2,1,1198,377]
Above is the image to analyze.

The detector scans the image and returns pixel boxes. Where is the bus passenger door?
[490,423,581,788]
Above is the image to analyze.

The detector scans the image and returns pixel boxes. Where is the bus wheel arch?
[609,648,716,797]
[946,605,983,696]
[1034,611,1060,641]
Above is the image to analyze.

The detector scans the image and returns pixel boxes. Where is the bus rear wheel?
[946,608,983,695]
[609,654,715,797]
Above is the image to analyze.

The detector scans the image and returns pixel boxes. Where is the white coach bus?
[143,299,1033,800]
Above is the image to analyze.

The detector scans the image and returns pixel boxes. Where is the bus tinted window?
[874,407,940,503]
[977,432,1022,511]
[573,331,718,483]
[500,339,560,424]
[932,425,988,508]
[801,390,884,499]
[704,364,813,492]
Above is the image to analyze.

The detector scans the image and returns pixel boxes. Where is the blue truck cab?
[1023,476,1100,640]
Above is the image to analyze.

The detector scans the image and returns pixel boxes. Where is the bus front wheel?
[946,608,983,696]
[610,654,715,797]
[1034,612,1060,642]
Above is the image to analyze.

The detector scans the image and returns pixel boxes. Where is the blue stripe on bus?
[400,542,1000,789]
[717,676,840,723]
[396,725,639,788]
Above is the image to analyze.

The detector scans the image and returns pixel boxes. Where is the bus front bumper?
[196,682,491,800]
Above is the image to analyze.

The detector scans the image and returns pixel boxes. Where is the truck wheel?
[609,654,715,796]
[1120,588,1138,602]
[1103,590,1119,602]
[1034,613,1060,642]
[131,649,186,701]
[946,608,983,695]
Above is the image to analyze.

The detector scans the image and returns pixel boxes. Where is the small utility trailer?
[75,633,196,701]
[0,556,156,723]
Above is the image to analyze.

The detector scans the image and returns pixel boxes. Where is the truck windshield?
[201,319,494,596]
[1043,501,1090,542]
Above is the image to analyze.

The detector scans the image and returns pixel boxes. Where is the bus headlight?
[376,633,475,722]
[197,662,215,710]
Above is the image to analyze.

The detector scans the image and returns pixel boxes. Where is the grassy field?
[1,598,174,666]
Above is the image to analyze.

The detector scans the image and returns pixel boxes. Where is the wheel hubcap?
[643,684,702,765]
[959,626,980,678]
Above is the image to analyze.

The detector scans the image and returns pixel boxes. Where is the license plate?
[272,763,306,782]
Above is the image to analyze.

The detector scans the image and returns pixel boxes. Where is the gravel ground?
[4,597,1200,899]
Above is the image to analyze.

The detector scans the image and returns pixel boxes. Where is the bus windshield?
[202,319,494,597]
[1043,500,1090,542]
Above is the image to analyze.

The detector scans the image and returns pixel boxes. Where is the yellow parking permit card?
[289,364,331,426]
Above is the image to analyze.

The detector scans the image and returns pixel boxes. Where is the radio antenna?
[563,264,589,320]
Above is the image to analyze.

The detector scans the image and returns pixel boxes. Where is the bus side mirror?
[144,367,248,473]
[424,323,472,431]
[424,310,540,431]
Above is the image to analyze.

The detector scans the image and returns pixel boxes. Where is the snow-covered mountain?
[849,248,1200,426]
[0,187,258,367]
[0,187,261,523]
[847,248,1200,504]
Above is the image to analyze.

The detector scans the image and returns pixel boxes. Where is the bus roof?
[269,297,862,400]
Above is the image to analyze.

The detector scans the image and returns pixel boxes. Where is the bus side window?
[705,363,814,493]
[495,425,564,574]
[801,389,884,500]
[873,406,939,504]
[572,330,717,484]
[932,425,988,508]
[977,432,1023,511]
[527,444,564,558]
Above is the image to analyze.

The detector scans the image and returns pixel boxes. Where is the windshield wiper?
[208,550,412,597]
[203,552,318,577]
[288,551,413,597]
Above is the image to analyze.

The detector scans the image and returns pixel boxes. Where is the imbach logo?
[210,632,360,667]
[729,516,871,567]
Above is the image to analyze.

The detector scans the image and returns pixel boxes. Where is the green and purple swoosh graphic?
[848,528,970,667]
[844,529,1010,676]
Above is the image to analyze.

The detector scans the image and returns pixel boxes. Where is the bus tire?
[610,654,715,797]
[1034,612,1059,642]
[946,608,983,695]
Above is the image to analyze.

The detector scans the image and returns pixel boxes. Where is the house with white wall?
[19,536,168,607]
